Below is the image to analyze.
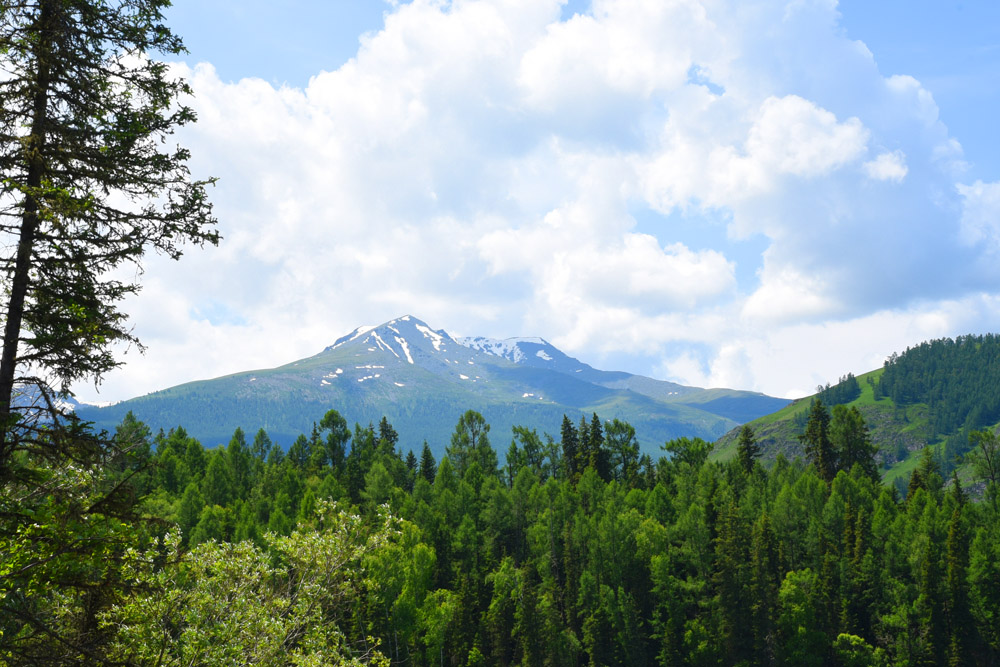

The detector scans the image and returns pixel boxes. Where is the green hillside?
[714,334,1000,486]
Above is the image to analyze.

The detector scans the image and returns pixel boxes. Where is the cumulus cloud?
[72,0,1000,404]
[864,150,908,182]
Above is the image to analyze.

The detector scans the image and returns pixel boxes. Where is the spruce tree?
[419,441,437,484]
[800,400,836,483]
[830,405,878,479]
[0,4,214,656]
[737,424,760,475]
[945,507,971,666]
[588,413,611,481]
[560,415,578,481]
[0,0,217,463]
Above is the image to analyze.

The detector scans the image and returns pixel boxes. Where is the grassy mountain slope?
[77,316,789,456]
[714,333,1000,484]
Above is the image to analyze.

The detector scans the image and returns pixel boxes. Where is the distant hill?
[75,315,789,456]
[714,333,1000,484]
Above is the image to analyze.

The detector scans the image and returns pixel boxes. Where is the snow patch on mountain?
[415,323,448,351]
[395,336,414,364]
[457,336,551,364]
[326,324,376,352]
[371,331,400,359]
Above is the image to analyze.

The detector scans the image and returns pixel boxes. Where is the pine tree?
[419,441,437,484]
[737,424,760,475]
[404,450,418,492]
[378,416,399,455]
[588,413,611,481]
[318,410,349,467]
[0,4,214,658]
[714,499,752,663]
[251,428,272,461]
[0,0,217,463]
[830,405,878,479]
[800,400,836,483]
[447,410,494,478]
[750,512,780,664]
[560,415,579,481]
[945,507,972,666]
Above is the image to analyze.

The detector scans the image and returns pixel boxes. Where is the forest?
[5,401,1000,666]
[2,1,1000,665]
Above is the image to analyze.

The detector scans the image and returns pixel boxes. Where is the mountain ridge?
[76,315,790,455]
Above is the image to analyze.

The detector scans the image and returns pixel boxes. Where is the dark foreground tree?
[0,0,215,661]
[0,0,217,469]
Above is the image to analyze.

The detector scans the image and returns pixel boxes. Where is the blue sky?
[77,0,1000,403]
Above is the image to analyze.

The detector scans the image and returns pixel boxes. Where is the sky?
[75,0,1000,404]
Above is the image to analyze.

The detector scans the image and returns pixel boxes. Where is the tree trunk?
[0,0,55,467]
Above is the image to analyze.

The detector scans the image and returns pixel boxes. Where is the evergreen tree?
[830,405,878,479]
[605,418,639,486]
[251,428,272,461]
[177,481,205,543]
[226,427,252,498]
[737,424,760,475]
[447,410,494,478]
[908,447,943,500]
[201,450,234,508]
[560,415,579,481]
[378,416,399,456]
[576,415,592,476]
[0,0,217,464]
[966,428,1000,514]
[287,434,312,469]
[405,449,418,492]
[750,512,780,665]
[714,499,752,663]
[945,507,971,666]
[319,409,350,470]
[800,399,836,483]
[419,441,437,484]
[587,413,611,481]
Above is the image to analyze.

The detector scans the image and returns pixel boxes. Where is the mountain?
[712,333,1000,486]
[76,315,789,456]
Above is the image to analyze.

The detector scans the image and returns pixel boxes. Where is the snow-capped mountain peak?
[322,315,459,363]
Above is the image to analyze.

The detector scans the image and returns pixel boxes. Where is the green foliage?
[447,410,495,478]
[103,501,395,666]
[736,424,760,475]
[831,404,879,480]
[12,404,1000,665]
[0,0,217,461]
[816,373,862,406]
[801,399,836,482]
[965,428,1000,514]
[0,417,154,663]
[878,336,1000,432]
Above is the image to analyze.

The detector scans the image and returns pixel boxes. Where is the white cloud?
[958,180,1000,248]
[742,266,837,324]
[863,150,908,182]
[71,0,1000,406]
[745,95,868,178]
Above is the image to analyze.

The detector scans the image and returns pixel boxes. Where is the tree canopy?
[0,0,217,468]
